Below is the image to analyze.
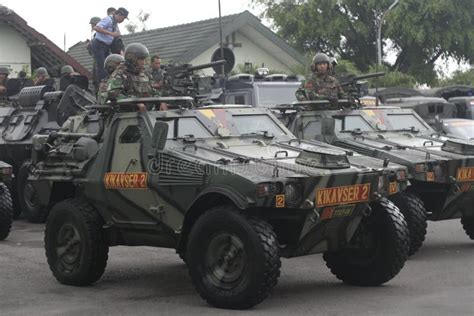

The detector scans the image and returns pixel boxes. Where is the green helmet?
[124,43,150,70]
[312,53,331,65]
[61,65,74,75]
[35,67,49,77]
[104,54,125,75]
[0,66,9,75]
[89,16,101,26]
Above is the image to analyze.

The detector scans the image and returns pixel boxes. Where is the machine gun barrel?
[340,72,385,87]
[166,60,226,77]
[187,60,226,72]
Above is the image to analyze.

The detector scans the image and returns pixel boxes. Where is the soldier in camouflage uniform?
[0,67,9,99]
[106,43,166,112]
[296,53,344,103]
[33,67,49,86]
[146,54,164,90]
[98,54,124,104]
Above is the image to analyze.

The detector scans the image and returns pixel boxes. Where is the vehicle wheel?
[17,161,48,223]
[0,183,13,241]
[461,215,474,240]
[323,198,409,286]
[187,205,281,309]
[390,192,427,256]
[45,199,109,286]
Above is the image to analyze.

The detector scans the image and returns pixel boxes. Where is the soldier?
[33,67,49,86]
[146,54,164,90]
[106,43,163,112]
[296,53,344,103]
[98,54,124,104]
[0,67,9,98]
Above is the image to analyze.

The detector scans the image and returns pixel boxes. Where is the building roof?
[68,10,305,72]
[0,5,90,77]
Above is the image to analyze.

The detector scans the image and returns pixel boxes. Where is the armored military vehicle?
[448,96,474,119]
[0,161,14,240]
[0,82,95,222]
[29,97,409,309]
[280,99,474,253]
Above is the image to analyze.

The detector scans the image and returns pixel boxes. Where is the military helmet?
[312,53,331,65]
[35,67,49,77]
[0,66,9,75]
[124,43,150,64]
[89,16,101,26]
[104,54,125,74]
[61,65,74,75]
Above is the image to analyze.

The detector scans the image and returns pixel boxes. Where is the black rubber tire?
[0,183,13,241]
[45,199,109,286]
[17,161,48,223]
[187,205,281,309]
[461,216,474,240]
[390,192,428,256]
[323,198,409,286]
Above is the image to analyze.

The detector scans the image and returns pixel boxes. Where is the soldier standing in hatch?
[146,54,164,90]
[98,54,124,104]
[106,43,165,112]
[33,67,49,86]
[295,53,344,103]
[0,67,9,99]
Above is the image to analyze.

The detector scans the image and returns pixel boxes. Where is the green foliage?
[252,0,474,84]
[334,59,360,77]
[438,68,474,86]
[367,65,417,88]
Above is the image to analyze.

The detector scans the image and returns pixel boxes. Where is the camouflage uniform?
[0,66,9,100]
[98,54,124,104]
[146,67,164,83]
[295,72,344,101]
[105,64,154,101]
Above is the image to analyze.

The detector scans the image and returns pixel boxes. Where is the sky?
[0,0,260,50]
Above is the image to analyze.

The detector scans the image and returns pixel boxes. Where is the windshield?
[255,84,299,107]
[337,115,374,132]
[232,115,287,136]
[385,114,429,131]
[162,118,212,139]
[443,121,474,140]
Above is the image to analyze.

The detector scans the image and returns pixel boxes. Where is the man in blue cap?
[92,7,129,82]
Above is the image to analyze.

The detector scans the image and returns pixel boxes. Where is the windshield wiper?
[339,128,365,135]
[241,130,275,139]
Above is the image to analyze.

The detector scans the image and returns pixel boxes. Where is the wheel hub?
[56,224,82,271]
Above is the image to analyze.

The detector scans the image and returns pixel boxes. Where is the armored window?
[119,125,141,143]
[386,114,429,131]
[233,115,287,136]
[303,120,322,138]
[176,118,212,138]
[436,105,444,113]
[343,116,373,131]
[428,105,435,113]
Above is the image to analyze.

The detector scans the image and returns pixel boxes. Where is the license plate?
[316,183,370,208]
[457,167,474,182]
[320,205,355,220]
[389,182,398,195]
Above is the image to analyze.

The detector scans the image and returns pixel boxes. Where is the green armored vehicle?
[280,99,474,252]
[0,161,14,240]
[29,98,409,309]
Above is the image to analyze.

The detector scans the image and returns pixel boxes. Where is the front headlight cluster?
[284,182,302,208]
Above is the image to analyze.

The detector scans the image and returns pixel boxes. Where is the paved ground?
[1,219,473,316]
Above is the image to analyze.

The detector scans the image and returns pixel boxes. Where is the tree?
[125,10,151,34]
[367,65,417,88]
[438,68,474,86]
[252,0,474,84]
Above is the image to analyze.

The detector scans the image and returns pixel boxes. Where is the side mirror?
[152,121,169,150]
[321,118,336,136]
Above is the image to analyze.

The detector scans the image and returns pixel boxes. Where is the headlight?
[284,182,302,208]
[256,182,279,197]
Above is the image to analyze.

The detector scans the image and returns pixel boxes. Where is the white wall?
[0,22,31,76]
[190,31,298,76]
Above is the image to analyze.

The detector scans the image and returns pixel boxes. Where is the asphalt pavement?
[1,219,473,316]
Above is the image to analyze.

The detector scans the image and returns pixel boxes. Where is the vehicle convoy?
[28,97,409,309]
[217,72,426,255]
[0,82,95,222]
[0,161,14,241]
[278,98,474,252]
